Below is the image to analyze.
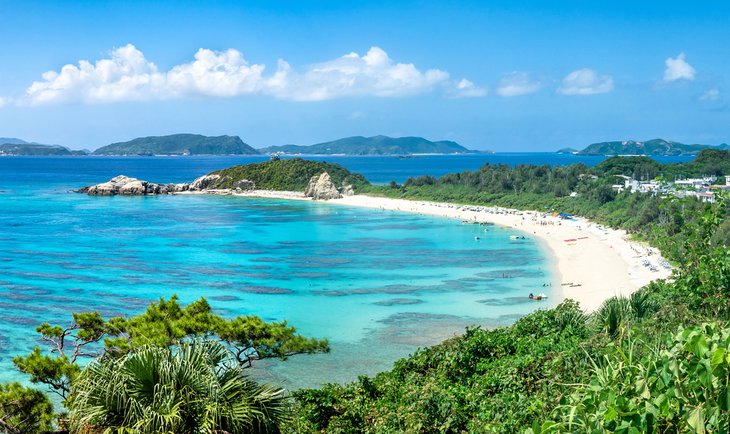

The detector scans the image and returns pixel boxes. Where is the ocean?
[0,153,692,389]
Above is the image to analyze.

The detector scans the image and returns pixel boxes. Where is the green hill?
[577,138,729,156]
[209,158,370,191]
[0,143,87,156]
[261,135,474,155]
[93,134,259,156]
[0,137,30,145]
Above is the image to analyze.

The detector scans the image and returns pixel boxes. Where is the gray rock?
[235,179,256,190]
[82,175,173,196]
[340,184,354,196]
[304,172,342,200]
[172,183,190,192]
[118,180,148,195]
[190,174,221,190]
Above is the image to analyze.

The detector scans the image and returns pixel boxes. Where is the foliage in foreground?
[539,322,730,433]
[288,194,729,433]
[13,296,329,402]
[289,300,597,432]
[68,340,289,434]
[0,382,53,434]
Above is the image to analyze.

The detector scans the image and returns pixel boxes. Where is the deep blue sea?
[0,154,693,389]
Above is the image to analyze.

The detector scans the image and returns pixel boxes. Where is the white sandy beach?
[221,190,671,312]
[330,195,672,312]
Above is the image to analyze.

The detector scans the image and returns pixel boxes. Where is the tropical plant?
[0,383,54,434]
[537,322,730,433]
[593,297,632,338]
[14,296,329,402]
[68,340,290,434]
[592,289,659,338]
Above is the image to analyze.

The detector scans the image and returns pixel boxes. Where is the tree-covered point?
[210,158,370,191]
[595,150,730,179]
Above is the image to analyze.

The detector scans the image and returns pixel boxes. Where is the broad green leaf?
[687,407,706,434]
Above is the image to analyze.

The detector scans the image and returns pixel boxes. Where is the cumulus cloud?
[557,68,613,95]
[22,44,480,105]
[663,52,695,82]
[25,44,265,104]
[268,47,456,101]
[0,97,6,108]
[449,78,487,98]
[700,88,720,101]
[496,72,542,97]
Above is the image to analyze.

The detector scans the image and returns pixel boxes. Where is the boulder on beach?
[190,174,222,190]
[304,172,346,200]
[304,172,357,200]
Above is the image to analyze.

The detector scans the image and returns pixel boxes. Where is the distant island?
[260,135,475,155]
[571,138,730,156]
[92,134,258,156]
[2,134,476,156]
[0,138,87,156]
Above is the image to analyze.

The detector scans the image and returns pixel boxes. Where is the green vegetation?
[92,134,259,155]
[362,150,730,262]
[211,157,370,191]
[0,143,87,156]
[3,152,730,433]
[261,135,474,155]
[68,340,289,434]
[12,295,327,431]
[0,382,54,434]
[287,193,729,433]
[577,138,730,156]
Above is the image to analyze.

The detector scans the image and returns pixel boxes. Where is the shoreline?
[216,189,671,312]
[331,195,672,312]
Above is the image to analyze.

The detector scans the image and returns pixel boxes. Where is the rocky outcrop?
[234,180,256,190]
[78,174,255,196]
[340,184,354,197]
[190,174,222,190]
[304,172,351,200]
[79,175,186,196]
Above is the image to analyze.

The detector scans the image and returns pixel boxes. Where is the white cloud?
[557,68,613,95]
[23,44,479,105]
[267,46,454,101]
[25,44,265,105]
[663,52,695,82]
[496,72,542,97]
[700,88,720,101]
[0,97,6,108]
[449,78,487,98]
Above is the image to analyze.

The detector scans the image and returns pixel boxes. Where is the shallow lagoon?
[0,156,565,388]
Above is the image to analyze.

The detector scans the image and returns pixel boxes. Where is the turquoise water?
[0,156,567,389]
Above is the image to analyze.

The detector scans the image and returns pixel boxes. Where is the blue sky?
[0,0,728,151]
